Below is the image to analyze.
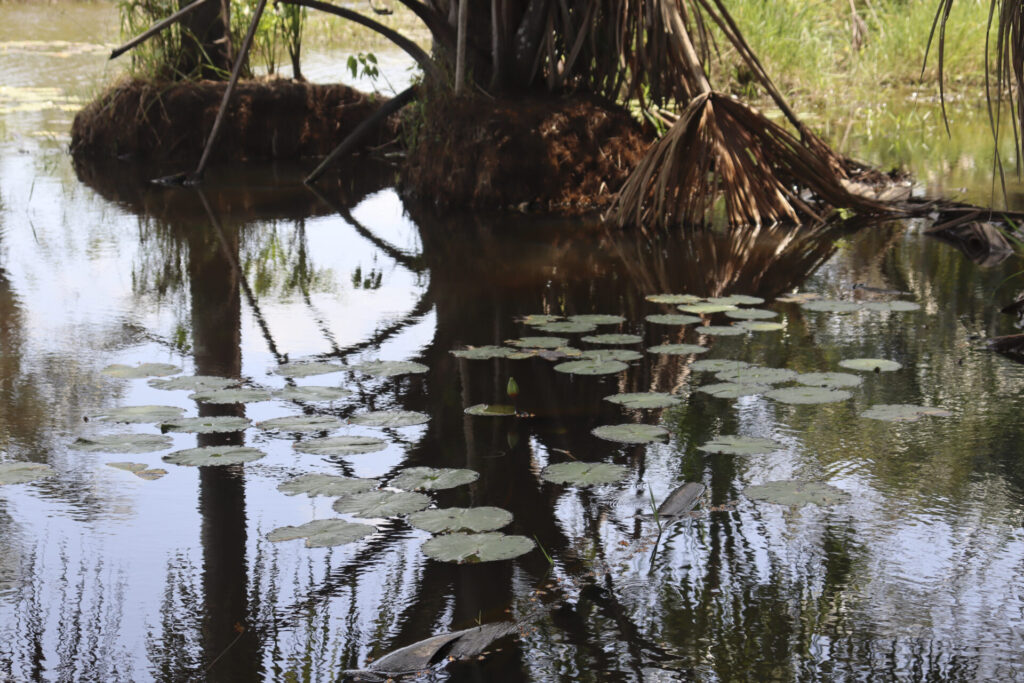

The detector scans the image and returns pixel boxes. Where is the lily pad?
[839,358,903,372]
[0,462,56,485]
[690,359,751,372]
[568,314,626,325]
[421,532,534,563]
[801,299,863,313]
[277,474,379,497]
[553,359,629,375]
[267,518,375,548]
[698,435,781,455]
[294,435,389,456]
[149,375,237,391]
[678,303,738,314]
[390,467,479,491]
[591,423,669,444]
[275,385,352,401]
[332,490,431,517]
[796,372,863,388]
[716,367,798,384]
[464,404,516,416]
[579,349,644,362]
[349,410,430,428]
[646,343,708,355]
[507,336,570,349]
[540,461,628,486]
[581,334,643,345]
[724,308,778,320]
[353,360,429,377]
[744,480,851,506]
[274,361,345,378]
[451,346,517,360]
[532,321,598,334]
[94,405,185,424]
[408,507,513,533]
[646,293,702,304]
[189,388,272,404]
[517,314,562,325]
[698,382,771,398]
[698,325,746,336]
[163,446,265,467]
[69,434,173,453]
[861,300,922,312]
[765,387,853,404]
[860,404,952,422]
[775,292,821,303]
[645,313,702,326]
[161,416,252,433]
[135,468,168,481]
[107,462,167,480]
[257,415,343,432]
[604,392,682,409]
[102,362,181,379]
[707,295,765,306]
[735,321,785,332]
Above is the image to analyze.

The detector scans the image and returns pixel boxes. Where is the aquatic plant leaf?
[581,333,643,345]
[358,622,518,677]
[93,405,186,423]
[604,392,682,409]
[188,388,273,404]
[267,518,375,548]
[839,358,902,372]
[353,360,429,377]
[724,308,778,320]
[698,325,746,336]
[464,404,516,416]
[134,469,167,481]
[69,433,173,453]
[568,314,626,325]
[294,435,388,456]
[860,404,953,422]
[540,461,628,485]
[646,343,708,355]
[421,532,534,563]
[646,293,702,304]
[707,295,765,306]
[691,359,751,372]
[801,299,862,313]
[408,507,513,533]
[275,385,352,401]
[678,303,738,314]
[744,480,851,506]
[102,363,181,379]
[161,416,252,433]
[591,423,669,443]
[580,349,643,362]
[107,462,166,480]
[451,345,517,360]
[332,490,431,517]
[775,292,821,303]
[860,300,921,312]
[148,375,236,391]
[349,410,430,428]
[553,359,629,375]
[698,382,771,398]
[716,366,798,384]
[257,415,343,432]
[274,361,345,378]
[531,347,583,361]
[533,321,596,334]
[507,336,569,349]
[507,350,539,360]
[766,387,852,404]
[0,462,56,485]
[518,314,562,325]
[796,372,863,388]
[697,435,781,455]
[278,474,379,497]
[163,446,265,467]
[656,482,706,516]
[391,466,479,491]
[735,320,785,332]
[645,313,702,326]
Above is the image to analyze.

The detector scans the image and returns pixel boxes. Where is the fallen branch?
[109,0,210,60]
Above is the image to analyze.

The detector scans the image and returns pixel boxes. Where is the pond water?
[4,4,1024,682]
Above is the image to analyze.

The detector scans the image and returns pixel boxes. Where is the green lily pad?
[69,433,173,453]
[464,404,516,416]
[690,359,751,372]
[349,410,430,428]
[107,462,167,480]
[422,532,535,563]
[277,474,379,497]
[698,325,746,336]
[257,415,344,432]
[161,416,252,433]
[860,404,952,422]
[540,461,628,486]
[517,314,562,325]
[332,490,431,517]
[163,446,265,467]
[796,372,863,388]
[451,346,517,360]
[149,375,237,391]
[839,358,902,372]
[716,367,798,384]
[102,362,181,379]
[646,293,703,304]
[744,480,851,506]
[697,435,781,455]
[409,507,513,533]
[579,349,644,362]
[189,388,273,404]
[507,336,570,349]
[604,392,682,409]
[801,299,863,313]
[735,321,785,332]
[0,462,56,485]
[94,405,186,424]
[707,295,765,306]
[353,360,429,377]
[267,519,375,548]
[533,321,597,334]
[645,314,702,326]
[591,423,669,444]
[507,350,540,360]
[775,292,820,303]
[391,467,479,491]
[568,314,626,325]
[274,361,345,378]
[698,382,771,398]
[724,308,778,320]
[553,359,629,375]
[678,303,738,314]
[294,435,388,456]
[275,385,352,401]
[861,300,922,312]
[765,387,853,404]
[135,468,168,481]
[581,334,643,345]
[646,344,708,355]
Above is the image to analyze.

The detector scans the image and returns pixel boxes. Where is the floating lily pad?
[744,480,851,506]
[69,433,173,453]
[568,314,626,325]
[189,388,273,404]
[517,314,562,325]
[765,387,852,404]
[102,362,181,379]
[107,462,167,480]
[698,325,746,336]
[716,367,798,384]
[796,372,863,388]
[697,435,781,455]
[294,435,388,456]
[553,359,629,375]
[591,423,669,443]
[533,321,597,334]
[646,293,702,304]
[860,404,952,422]
[451,346,517,360]
[349,410,430,428]
[353,360,429,377]
[861,300,922,312]
[507,350,540,360]
[135,468,168,481]
[691,359,751,372]
[801,299,863,313]
[698,382,771,398]
[391,467,479,491]
[161,416,252,433]
[775,292,821,303]
[0,462,56,485]
[708,295,765,306]
[579,349,643,362]
[274,361,345,378]
[735,321,785,332]
[149,375,237,391]
[163,446,265,466]
[535,347,583,361]
[267,519,375,548]
[332,490,431,517]
[646,343,708,355]
[507,336,570,349]
[94,405,186,424]
[839,358,902,372]
[275,385,352,401]
[645,313,702,326]
[604,392,682,409]
[678,303,737,314]
[581,334,643,345]
[724,308,778,320]
[408,507,513,533]
[421,532,534,563]
[464,404,516,416]
[540,461,628,486]
[257,415,343,432]
[277,474,379,497]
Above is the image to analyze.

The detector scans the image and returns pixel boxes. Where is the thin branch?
[110,0,210,60]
